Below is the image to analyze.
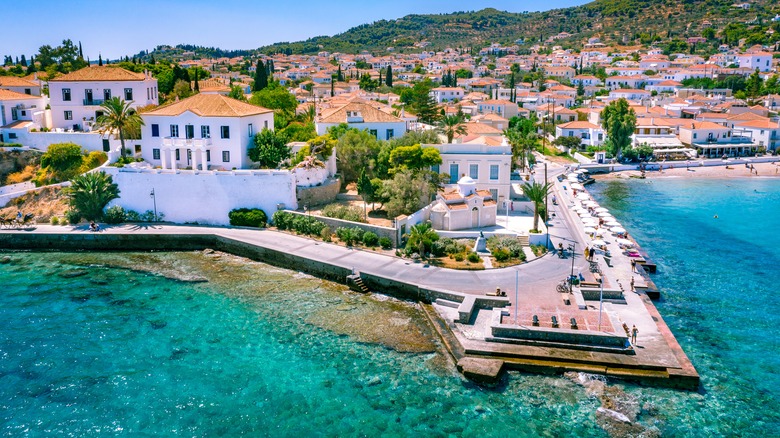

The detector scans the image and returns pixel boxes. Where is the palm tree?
[437,113,468,143]
[94,97,144,159]
[405,222,439,259]
[505,128,538,172]
[65,171,120,221]
[521,180,550,232]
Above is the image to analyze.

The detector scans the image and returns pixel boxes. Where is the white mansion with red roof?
[48,66,158,130]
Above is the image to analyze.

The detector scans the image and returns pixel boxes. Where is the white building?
[430,176,497,230]
[736,119,780,151]
[427,142,512,207]
[0,76,42,96]
[48,66,159,131]
[140,94,274,171]
[430,87,465,103]
[0,89,47,137]
[736,52,773,72]
[555,121,605,148]
[315,101,406,140]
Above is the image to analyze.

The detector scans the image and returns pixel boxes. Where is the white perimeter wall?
[103,167,298,225]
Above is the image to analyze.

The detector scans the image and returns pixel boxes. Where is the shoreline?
[594,160,780,180]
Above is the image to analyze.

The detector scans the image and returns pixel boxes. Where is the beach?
[595,160,780,180]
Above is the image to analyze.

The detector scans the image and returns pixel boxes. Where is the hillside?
[257,0,779,54]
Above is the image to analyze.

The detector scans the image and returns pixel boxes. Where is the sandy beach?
[595,160,780,180]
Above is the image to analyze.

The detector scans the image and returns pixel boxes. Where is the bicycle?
[556,279,570,294]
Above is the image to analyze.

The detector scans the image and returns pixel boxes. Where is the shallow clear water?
[1,175,779,436]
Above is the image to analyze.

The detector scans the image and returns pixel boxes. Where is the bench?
[551,316,559,328]
[457,296,477,323]
[570,318,578,329]
[532,315,539,326]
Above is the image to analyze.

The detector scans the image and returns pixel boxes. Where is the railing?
[161,137,212,148]
[83,98,105,106]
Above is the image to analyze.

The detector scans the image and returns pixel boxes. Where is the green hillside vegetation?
[257,0,780,54]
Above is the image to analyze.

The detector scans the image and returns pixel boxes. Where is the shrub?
[229,208,268,228]
[379,237,393,250]
[80,151,108,172]
[467,252,481,263]
[492,248,511,262]
[362,231,379,247]
[125,210,141,222]
[453,253,465,262]
[65,209,82,224]
[322,204,366,223]
[50,216,59,225]
[431,237,467,257]
[336,226,364,246]
[64,171,120,221]
[6,165,37,184]
[272,211,294,230]
[103,205,126,224]
[487,235,525,261]
[320,226,332,242]
[139,210,163,222]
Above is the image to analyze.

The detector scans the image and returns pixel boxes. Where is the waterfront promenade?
[0,164,699,387]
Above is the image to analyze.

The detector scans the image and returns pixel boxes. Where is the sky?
[0,0,589,60]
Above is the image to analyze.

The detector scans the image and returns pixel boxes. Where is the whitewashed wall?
[103,167,297,225]
[8,130,123,155]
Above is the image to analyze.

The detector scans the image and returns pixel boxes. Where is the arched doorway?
[471,207,479,228]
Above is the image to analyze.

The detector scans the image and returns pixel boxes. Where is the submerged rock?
[60,269,89,278]
[0,256,12,264]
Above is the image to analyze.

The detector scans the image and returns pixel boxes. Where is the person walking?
[630,277,635,291]
[590,247,595,260]
[631,259,637,272]
[585,246,590,261]
[631,325,638,344]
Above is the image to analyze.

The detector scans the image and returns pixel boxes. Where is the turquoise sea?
[1,177,779,436]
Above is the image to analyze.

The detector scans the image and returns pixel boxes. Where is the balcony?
[83,98,105,106]
[162,137,212,148]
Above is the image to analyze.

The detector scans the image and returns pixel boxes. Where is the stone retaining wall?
[282,210,399,247]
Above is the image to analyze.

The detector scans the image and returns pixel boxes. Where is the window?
[64,111,73,120]
[134,145,141,154]
[62,88,71,101]
[568,131,574,136]
[175,149,180,160]
[264,121,268,129]
[490,164,499,180]
[170,125,179,138]
[449,164,459,183]
[206,150,211,162]
[102,139,110,152]
[201,125,210,138]
[693,133,697,139]
[221,126,230,139]
[147,88,150,100]
[24,88,31,95]
[125,88,133,100]
[386,129,394,140]
[598,133,603,141]
[469,164,478,179]
[431,164,440,173]
[248,123,254,138]
[153,149,160,160]
[369,129,378,139]
[222,151,230,162]
[185,125,194,139]
[103,89,111,101]
[151,124,159,137]
[489,189,498,200]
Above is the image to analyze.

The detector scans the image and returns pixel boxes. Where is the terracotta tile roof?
[557,121,600,129]
[484,200,497,206]
[463,123,503,136]
[726,112,766,121]
[686,121,729,130]
[445,202,469,211]
[476,189,493,198]
[50,66,147,82]
[319,101,403,123]
[194,78,230,92]
[736,119,779,129]
[460,135,505,146]
[143,93,272,117]
[0,89,40,100]
[1,120,33,129]
[0,77,38,87]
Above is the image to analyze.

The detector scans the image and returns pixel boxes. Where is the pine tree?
[194,68,200,92]
[386,65,393,87]
[337,65,343,82]
[150,55,155,64]
[78,41,83,59]
[20,54,27,67]
[379,69,383,85]
[98,54,103,66]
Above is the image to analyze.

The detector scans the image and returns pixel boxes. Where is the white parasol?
[583,226,597,234]
[611,226,627,234]
[597,211,613,217]
[571,183,585,190]
[595,207,609,213]
[605,220,621,227]
[576,193,590,201]
[616,238,635,247]
[591,239,607,247]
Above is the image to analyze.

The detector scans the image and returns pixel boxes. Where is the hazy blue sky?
[0,0,588,59]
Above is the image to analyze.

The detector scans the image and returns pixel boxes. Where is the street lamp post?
[568,243,576,291]
[598,270,604,331]
[149,188,158,222]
